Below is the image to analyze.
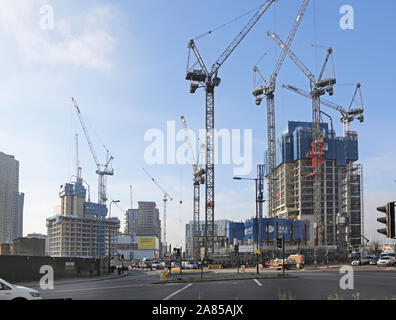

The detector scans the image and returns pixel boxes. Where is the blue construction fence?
[243,218,310,243]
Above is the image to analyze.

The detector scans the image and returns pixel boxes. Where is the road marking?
[163,283,193,301]
[253,279,262,287]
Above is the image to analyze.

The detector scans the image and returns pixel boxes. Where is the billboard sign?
[138,237,156,249]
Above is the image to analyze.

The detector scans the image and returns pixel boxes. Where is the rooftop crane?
[252,0,309,218]
[180,115,205,259]
[268,32,336,246]
[186,0,276,259]
[142,168,173,252]
[70,133,92,202]
[282,83,364,136]
[71,97,114,258]
[71,98,114,206]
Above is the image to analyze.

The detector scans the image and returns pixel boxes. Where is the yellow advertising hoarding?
[138,237,156,249]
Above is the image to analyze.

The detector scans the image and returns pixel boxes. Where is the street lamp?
[233,176,261,275]
[108,200,120,273]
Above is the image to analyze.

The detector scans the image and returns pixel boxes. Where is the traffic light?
[277,238,282,249]
[377,202,395,239]
[173,248,181,258]
[120,254,124,262]
[233,244,239,253]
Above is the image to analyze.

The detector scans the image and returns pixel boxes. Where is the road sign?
[254,249,261,255]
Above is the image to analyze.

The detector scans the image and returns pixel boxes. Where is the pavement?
[26,266,396,300]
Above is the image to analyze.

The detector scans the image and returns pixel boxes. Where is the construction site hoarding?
[244,218,310,242]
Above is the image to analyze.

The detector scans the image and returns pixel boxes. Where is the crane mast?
[269,33,336,246]
[186,0,275,259]
[142,168,173,253]
[181,116,205,259]
[252,0,309,218]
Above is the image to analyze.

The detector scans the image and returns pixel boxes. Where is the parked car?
[377,256,394,267]
[351,260,360,266]
[0,278,41,300]
[186,262,198,269]
[368,257,379,265]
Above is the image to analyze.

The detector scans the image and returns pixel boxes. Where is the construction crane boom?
[142,168,173,201]
[209,0,276,77]
[283,84,343,112]
[269,0,310,85]
[181,116,198,171]
[72,98,100,171]
[283,83,364,136]
[186,1,275,258]
[268,32,316,84]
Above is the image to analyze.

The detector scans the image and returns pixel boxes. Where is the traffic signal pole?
[282,236,285,275]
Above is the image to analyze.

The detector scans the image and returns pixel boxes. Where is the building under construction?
[268,121,363,249]
[47,180,120,258]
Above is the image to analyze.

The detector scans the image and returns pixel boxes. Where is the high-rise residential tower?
[0,152,24,244]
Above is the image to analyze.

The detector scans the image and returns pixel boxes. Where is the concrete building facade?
[11,237,46,256]
[135,202,161,239]
[47,179,120,258]
[0,152,24,244]
[27,233,49,256]
[124,208,139,237]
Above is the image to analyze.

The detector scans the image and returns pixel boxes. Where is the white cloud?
[0,0,116,70]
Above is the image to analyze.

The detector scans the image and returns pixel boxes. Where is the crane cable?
[193,3,267,41]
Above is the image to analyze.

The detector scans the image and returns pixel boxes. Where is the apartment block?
[0,152,24,244]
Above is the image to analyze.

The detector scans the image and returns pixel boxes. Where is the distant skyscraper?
[135,202,161,239]
[0,152,24,244]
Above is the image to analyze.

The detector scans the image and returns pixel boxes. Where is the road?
[31,267,396,300]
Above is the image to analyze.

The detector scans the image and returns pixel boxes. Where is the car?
[377,256,394,267]
[351,260,360,266]
[185,262,198,269]
[152,262,162,269]
[0,278,41,300]
[368,257,379,265]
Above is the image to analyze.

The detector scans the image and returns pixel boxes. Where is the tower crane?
[268,32,336,246]
[252,0,310,218]
[282,83,364,136]
[180,116,205,259]
[71,98,114,206]
[186,0,276,259]
[72,98,114,258]
[142,168,173,253]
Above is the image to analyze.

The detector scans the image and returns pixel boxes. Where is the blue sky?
[1,0,395,247]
